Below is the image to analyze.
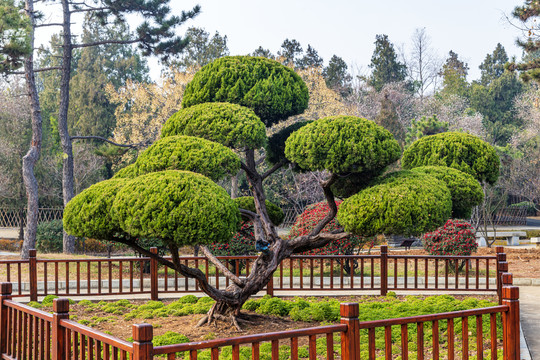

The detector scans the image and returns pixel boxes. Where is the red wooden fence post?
[502,274,520,360]
[150,247,158,301]
[267,276,274,297]
[496,246,506,304]
[29,249,38,302]
[380,245,388,296]
[52,298,70,360]
[0,283,12,354]
[132,323,153,360]
[340,303,360,360]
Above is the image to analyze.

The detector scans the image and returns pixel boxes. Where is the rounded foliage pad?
[182,56,309,127]
[337,171,452,237]
[111,171,240,246]
[113,164,138,179]
[402,132,499,185]
[285,116,401,175]
[411,166,483,219]
[64,178,129,240]
[131,135,240,181]
[234,196,284,226]
[161,102,266,149]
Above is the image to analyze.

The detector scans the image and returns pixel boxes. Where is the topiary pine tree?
[64,55,497,328]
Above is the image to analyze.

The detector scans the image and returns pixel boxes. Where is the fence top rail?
[357,305,508,330]
[4,299,53,322]
[0,260,30,265]
[387,254,498,260]
[152,324,348,354]
[60,319,134,352]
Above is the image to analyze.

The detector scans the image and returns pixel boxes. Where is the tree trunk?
[59,0,76,254]
[20,0,43,259]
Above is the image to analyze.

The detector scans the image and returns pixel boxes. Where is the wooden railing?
[0,247,508,303]
[0,274,521,360]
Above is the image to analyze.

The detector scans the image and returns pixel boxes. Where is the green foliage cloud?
[114,135,241,181]
[284,116,401,175]
[411,166,483,219]
[337,171,452,237]
[161,102,266,149]
[182,56,309,127]
[402,132,500,184]
[111,171,239,246]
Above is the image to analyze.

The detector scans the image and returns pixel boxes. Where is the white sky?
[35,0,527,82]
[169,0,526,81]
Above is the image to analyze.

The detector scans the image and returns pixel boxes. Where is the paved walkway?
[518,287,540,360]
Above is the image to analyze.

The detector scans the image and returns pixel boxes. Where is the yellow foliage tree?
[106,70,194,165]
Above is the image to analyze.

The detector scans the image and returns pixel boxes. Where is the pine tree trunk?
[59,0,76,254]
[20,0,43,259]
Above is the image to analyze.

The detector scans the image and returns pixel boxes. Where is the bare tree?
[406,28,442,100]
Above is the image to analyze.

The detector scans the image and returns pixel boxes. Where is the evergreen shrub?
[36,220,64,253]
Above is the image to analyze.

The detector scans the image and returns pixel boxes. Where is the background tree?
[406,28,441,100]
[0,0,31,73]
[64,56,494,325]
[374,92,405,144]
[509,1,540,81]
[251,46,275,59]
[167,27,229,71]
[0,83,31,239]
[323,55,352,97]
[368,34,408,91]
[277,38,303,66]
[297,44,323,69]
[478,43,508,86]
[469,71,523,145]
[439,51,469,97]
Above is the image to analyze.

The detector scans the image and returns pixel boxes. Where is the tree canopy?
[402,132,500,184]
[161,102,266,149]
[368,34,408,91]
[181,56,309,126]
[284,115,401,174]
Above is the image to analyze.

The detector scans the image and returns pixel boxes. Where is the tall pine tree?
[368,34,407,91]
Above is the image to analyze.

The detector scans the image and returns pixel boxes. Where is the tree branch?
[72,39,141,49]
[199,246,245,287]
[112,237,239,303]
[70,135,146,148]
[240,161,255,178]
[262,159,288,180]
[288,230,350,254]
[309,173,339,236]
[10,66,62,75]
[70,6,110,13]
[35,23,64,28]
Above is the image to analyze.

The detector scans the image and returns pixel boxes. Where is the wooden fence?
[0,273,521,360]
[0,246,509,303]
[0,208,64,228]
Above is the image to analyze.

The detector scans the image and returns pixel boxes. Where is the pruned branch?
[309,173,338,236]
[199,246,245,287]
[288,230,350,254]
[262,159,288,180]
[70,135,146,148]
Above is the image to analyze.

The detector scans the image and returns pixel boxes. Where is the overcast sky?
[168,0,526,81]
[35,0,527,82]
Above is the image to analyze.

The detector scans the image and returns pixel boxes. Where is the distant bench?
[476,231,527,246]
[398,239,416,250]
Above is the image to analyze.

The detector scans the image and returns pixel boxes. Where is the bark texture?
[20,0,43,259]
[59,0,76,254]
